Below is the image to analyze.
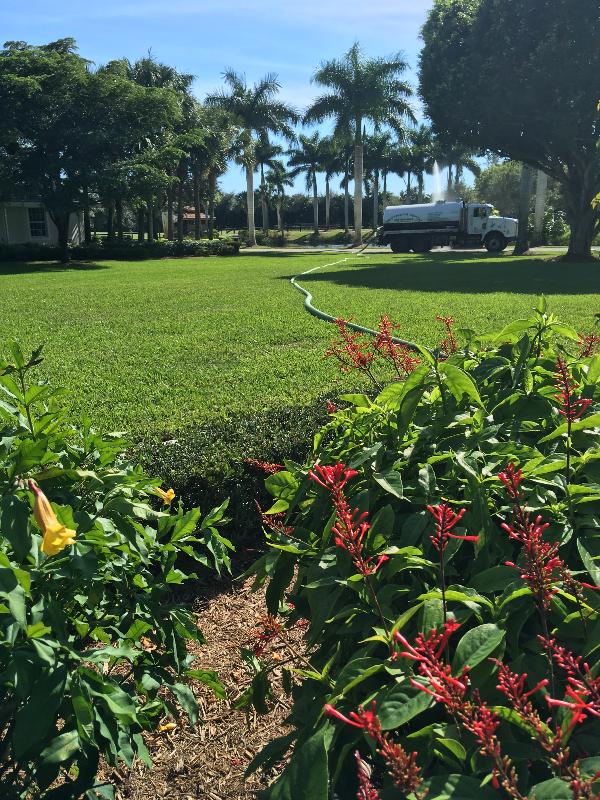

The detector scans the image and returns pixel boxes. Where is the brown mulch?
[107,578,299,800]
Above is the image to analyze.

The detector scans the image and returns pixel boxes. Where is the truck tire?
[485,232,506,253]
[413,236,432,254]
[390,240,404,253]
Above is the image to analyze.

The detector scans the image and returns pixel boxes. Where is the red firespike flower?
[436,315,459,355]
[498,463,523,500]
[502,514,562,610]
[541,638,600,716]
[374,314,421,377]
[256,504,295,538]
[309,462,388,576]
[245,458,284,474]
[569,764,600,800]
[326,399,338,414]
[546,685,600,732]
[251,614,283,656]
[325,318,377,375]
[577,331,600,358]
[554,357,593,422]
[354,751,380,800]
[426,504,475,552]
[309,462,358,493]
[325,703,426,798]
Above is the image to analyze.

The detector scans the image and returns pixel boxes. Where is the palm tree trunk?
[344,173,350,234]
[246,162,256,246]
[353,118,363,245]
[406,171,412,198]
[107,202,115,244]
[137,207,145,242]
[177,178,184,242]
[382,171,387,215]
[312,174,319,235]
[116,198,124,241]
[373,168,379,229]
[325,177,331,230]
[260,163,269,234]
[417,173,424,203]
[276,198,283,234]
[533,170,548,244]
[513,163,533,255]
[208,170,216,240]
[447,165,453,193]
[147,199,154,241]
[194,171,201,239]
[167,186,174,240]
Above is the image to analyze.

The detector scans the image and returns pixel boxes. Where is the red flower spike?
[554,357,593,422]
[427,504,474,552]
[436,315,458,355]
[325,318,377,375]
[245,458,284,474]
[498,463,523,500]
[374,315,421,377]
[577,331,600,358]
[354,751,380,800]
[326,400,338,415]
[308,462,358,492]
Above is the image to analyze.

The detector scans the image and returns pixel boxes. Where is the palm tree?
[287,132,323,236]
[255,133,283,234]
[305,42,414,244]
[266,160,293,238]
[437,143,481,196]
[364,130,392,228]
[408,124,435,202]
[206,71,298,246]
[317,136,339,230]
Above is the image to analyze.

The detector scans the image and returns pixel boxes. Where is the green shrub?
[0,343,231,799]
[245,301,600,799]
[0,237,239,263]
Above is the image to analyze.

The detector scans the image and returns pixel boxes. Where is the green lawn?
[0,250,597,435]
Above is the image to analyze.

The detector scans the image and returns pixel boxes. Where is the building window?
[28,207,48,237]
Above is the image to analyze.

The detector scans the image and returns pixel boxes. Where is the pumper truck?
[378,200,518,253]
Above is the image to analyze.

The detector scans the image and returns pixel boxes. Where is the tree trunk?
[167,186,174,241]
[194,171,201,240]
[312,174,319,235]
[417,173,424,203]
[513,163,534,255]
[147,199,154,241]
[107,202,115,244]
[382,171,388,216]
[533,170,548,244]
[276,198,283,235]
[260,163,269,234]
[177,179,184,242]
[353,118,363,245]
[562,164,599,260]
[447,165,453,193]
[208,170,216,240]
[137,208,145,242]
[373,168,379,229]
[343,173,350,234]
[50,211,70,263]
[83,185,92,244]
[406,171,412,198]
[246,162,256,246]
[115,198,124,242]
[325,177,331,230]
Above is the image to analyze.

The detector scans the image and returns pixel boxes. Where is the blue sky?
[3,0,452,197]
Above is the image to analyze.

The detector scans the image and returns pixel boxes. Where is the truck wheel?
[485,232,506,253]
[413,237,432,254]
[390,240,403,253]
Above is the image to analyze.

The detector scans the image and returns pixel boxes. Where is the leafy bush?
[0,343,231,799]
[0,237,239,263]
[246,301,600,799]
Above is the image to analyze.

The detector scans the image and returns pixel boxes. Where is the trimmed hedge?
[0,237,239,262]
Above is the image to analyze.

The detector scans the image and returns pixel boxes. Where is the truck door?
[467,205,488,239]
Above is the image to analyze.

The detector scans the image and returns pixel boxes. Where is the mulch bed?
[106,578,299,800]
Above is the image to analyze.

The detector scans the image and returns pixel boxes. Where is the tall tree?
[255,133,283,234]
[317,136,339,231]
[420,0,600,259]
[305,42,414,245]
[266,160,293,238]
[206,71,298,246]
[287,132,323,236]
[364,130,392,228]
[408,124,435,202]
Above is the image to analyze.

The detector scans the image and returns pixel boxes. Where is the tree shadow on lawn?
[0,260,109,276]
[283,252,600,295]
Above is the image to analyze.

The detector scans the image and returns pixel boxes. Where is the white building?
[0,201,83,246]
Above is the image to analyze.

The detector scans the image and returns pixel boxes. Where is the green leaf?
[171,683,198,725]
[0,495,31,561]
[539,413,600,443]
[332,657,383,699]
[577,539,600,587]
[265,471,299,502]
[171,508,201,541]
[376,685,433,730]
[266,726,332,800]
[13,665,67,759]
[39,729,80,766]
[373,470,404,499]
[245,732,296,777]
[452,624,505,673]
[439,363,483,406]
[530,778,573,799]
[185,669,226,699]
[419,773,497,799]
[376,365,430,410]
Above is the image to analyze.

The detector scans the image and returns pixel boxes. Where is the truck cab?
[379,200,518,253]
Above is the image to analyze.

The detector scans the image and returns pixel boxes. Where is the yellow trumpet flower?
[29,480,77,556]
[154,487,176,505]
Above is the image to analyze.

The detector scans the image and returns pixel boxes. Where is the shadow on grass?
[0,260,110,276]
[284,252,600,295]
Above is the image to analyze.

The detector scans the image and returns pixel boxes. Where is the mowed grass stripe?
[0,251,597,434]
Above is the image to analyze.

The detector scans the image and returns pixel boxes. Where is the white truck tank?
[383,201,463,228]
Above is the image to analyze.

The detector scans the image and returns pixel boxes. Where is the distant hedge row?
[0,237,240,262]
